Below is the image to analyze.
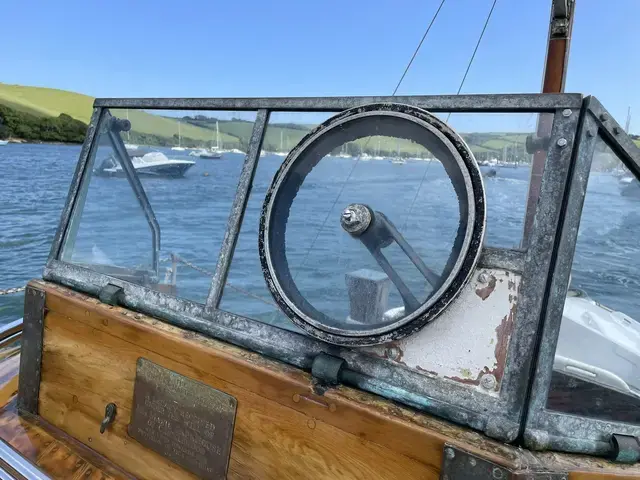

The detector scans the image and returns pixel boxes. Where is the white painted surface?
[366,268,520,387]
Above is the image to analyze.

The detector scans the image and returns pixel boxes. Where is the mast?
[178,121,182,148]
[522,0,575,245]
[216,121,220,150]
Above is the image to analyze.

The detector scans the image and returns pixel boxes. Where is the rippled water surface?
[1,143,638,327]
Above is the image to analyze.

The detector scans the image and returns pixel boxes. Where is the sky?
[2,0,640,132]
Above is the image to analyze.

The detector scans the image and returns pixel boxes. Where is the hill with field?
[3,82,618,162]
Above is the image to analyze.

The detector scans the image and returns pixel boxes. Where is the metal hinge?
[98,283,124,306]
[311,353,346,385]
[441,445,567,480]
[610,434,640,464]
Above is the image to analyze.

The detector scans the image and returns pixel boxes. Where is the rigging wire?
[292,1,448,278]
[401,0,498,233]
[446,0,498,122]
[392,0,447,95]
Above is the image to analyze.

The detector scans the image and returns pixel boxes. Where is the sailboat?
[273,130,287,156]
[371,137,384,160]
[171,121,186,151]
[195,121,223,159]
[391,138,406,164]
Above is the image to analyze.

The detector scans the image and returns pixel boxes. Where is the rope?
[392,0,447,95]
[163,254,277,307]
[445,0,498,122]
[403,0,498,230]
[0,286,25,296]
[292,3,449,275]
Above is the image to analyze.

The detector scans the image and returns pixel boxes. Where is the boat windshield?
[60,108,257,303]
[548,133,640,423]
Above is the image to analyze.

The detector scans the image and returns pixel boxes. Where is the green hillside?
[0,82,555,162]
[0,83,94,122]
[0,83,241,147]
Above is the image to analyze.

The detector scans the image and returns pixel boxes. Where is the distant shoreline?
[1,138,82,146]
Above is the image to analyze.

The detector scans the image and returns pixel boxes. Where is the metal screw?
[600,113,608,122]
[613,126,621,135]
[480,374,497,390]
[445,448,455,460]
[562,109,572,117]
[556,138,568,148]
[477,273,489,283]
[469,458,477,467]
[342,209,354,222]
[386,346,401,361]
[492,467,504,479]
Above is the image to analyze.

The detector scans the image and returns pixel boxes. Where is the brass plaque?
[129,358,237,479]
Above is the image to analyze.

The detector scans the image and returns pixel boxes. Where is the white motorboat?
[95,150,195,177]
[0,140,8,146]
[555,291,640,397]
[620,176,640,198]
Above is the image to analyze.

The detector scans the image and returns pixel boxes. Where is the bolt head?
[492,467,504,479]
[480,374,497,390]
[562,109,572,117]
[556,138,568,148]
[445,447,455,460]
[469,458,477,467]
[586,130,595,138]
[600,113,609,122]
[613,126,621,135]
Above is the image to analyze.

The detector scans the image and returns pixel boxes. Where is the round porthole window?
[259,103,485,346]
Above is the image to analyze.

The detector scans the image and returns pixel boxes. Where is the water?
[1,143,639,329]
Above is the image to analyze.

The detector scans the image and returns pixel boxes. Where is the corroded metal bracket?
[311,353,346,385]
[98,283,124,306]
[17,285,46,414]
[440,445,567,479]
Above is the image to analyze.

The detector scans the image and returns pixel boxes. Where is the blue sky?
[3,0,640,132]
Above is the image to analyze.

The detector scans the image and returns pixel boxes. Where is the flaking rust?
[366,268,521,389]
[476,275,497,300]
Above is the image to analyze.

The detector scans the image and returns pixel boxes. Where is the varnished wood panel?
[0,402,126,479]
[39,309,431,479]
[31,281,640,479]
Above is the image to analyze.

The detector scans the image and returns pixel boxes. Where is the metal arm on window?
[340,203,441,315]
[106,116,161,278]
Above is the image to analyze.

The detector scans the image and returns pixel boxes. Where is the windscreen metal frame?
[524,96,640,457]
[45,93,583,445]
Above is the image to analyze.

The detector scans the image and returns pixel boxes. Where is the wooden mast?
[522,0,575,245]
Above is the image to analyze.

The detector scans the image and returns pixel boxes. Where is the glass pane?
[220,113,332,331]
[445,112,546,248]
[547,135,640,423]
[61,108,255,304]
[220,111,543,333]
[267,110,472,333]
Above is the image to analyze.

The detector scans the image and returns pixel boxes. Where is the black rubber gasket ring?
[259,103,485,346]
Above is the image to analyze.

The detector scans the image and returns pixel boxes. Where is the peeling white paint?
[366,268,520,387]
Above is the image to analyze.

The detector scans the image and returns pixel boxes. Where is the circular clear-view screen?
[259,104,485,346]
